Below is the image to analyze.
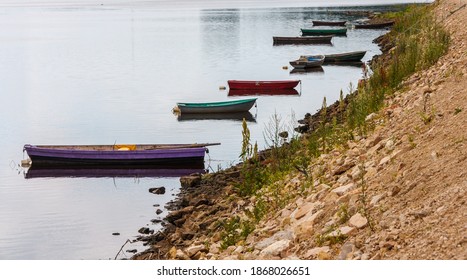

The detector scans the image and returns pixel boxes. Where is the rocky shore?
[133,0,466,260]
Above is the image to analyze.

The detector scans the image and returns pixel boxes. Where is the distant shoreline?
[0,0,434,10]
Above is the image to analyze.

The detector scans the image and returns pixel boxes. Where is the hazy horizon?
[0,0,434,9]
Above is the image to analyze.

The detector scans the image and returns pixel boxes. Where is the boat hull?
[176,98,256,114]
[273,36,333,45]
[228,80,300,90]
[323,51,367,63]
[289,55,325,69]
[312,20,347,26]
[23,144,209,166]
[354,21,395,29]
[301,28,347,36]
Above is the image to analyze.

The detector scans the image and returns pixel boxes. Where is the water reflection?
[289,66,325,75]
[24,163,206,179]
[200,10,241,65]
[323,61,364,67]
[176,111,256,122]
[228,88,300,96]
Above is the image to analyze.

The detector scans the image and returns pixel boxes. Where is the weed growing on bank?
[219,2,449,250]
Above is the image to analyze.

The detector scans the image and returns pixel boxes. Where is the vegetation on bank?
[219,2,449,249]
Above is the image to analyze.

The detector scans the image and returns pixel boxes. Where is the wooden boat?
[301,28,347,36]
[175,98,257,114]
[354,21,395,29]
[323,51,367,63]
[312,20,347,26]
[273,35,333,45]
[23,143,220,166]
[289,55,325,69]
[177,111,256,122]
[228,88,299,96]
[228,80,300,90]
[24,163,206,179]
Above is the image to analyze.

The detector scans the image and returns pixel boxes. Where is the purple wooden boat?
[23,143,220,166]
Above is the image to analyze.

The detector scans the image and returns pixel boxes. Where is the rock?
[332,183,356,196]
[181,232,195,240]
[385,139,395,151]
[186,245,206,257]
[156,209,163,215]
[194,199,211,207]
[338,242,355,260]
[255,230,294,250]
[233,246,244,254]
[138,227,153,235]
[431,151,439,161]
[293,202,319,220]
[112,232,120,236]
[329,226,355,237]
[304,246,330,258]
[351,166,363,180]
[180,174,202,188]
[260,240,291,257]
[149,186,166,195]
[370,194,384,206]
[367,142,383,155]
[151,218,163,224]
[349,213,368,229]
[175,249,190,260]
[126,249,137,254]
[332,161,356,176]
[365,135,383,148]
[365,113,378,122]
[209,243,221,254]
[379,156,391,166]
[165,206,194,224]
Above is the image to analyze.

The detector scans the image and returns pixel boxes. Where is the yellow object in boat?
[114,144,136,151]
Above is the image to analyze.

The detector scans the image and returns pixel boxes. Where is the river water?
[0,0,428,260]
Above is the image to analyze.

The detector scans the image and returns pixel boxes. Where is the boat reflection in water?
[177,111,256,122]
[228,88,300,97]
[323,61,364,67]
[24,162,206,179]
[289,66,324,75]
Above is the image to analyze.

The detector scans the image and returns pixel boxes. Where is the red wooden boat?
[227,80,300,90]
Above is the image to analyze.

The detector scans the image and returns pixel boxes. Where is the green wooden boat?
[324,51,367,63]
[301,28,347,36]
[176,98,257,114]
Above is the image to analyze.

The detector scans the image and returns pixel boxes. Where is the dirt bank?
[134,0,466,260]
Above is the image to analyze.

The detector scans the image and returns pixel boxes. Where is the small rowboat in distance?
[273,35,333,45]
[301,28,347,36]
[289,55,325,69]
[228,80,300,90]
[312,20,347,26]
[354,20,395,29]
[23,143,220,166]
[323,51,367,63]
[176,98,257,114]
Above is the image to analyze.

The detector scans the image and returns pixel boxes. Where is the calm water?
[0,0,418,259]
